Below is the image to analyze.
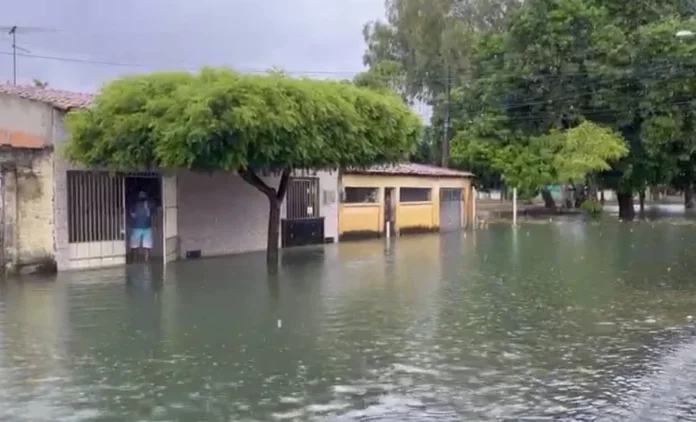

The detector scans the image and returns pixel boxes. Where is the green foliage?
[64,67,421,172]
[410,125,439,164]
[452,120,627,192]
[362,0,696,218]
[362,0,520,102]
[554,121,629,181]
[353,60,408,101]
[580,199,603,215]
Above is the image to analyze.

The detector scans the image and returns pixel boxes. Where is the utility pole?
[1,25,58,85]
[9,26,16,85]
[441,66,451,168]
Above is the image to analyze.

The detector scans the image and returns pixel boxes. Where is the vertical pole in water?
[512,187,518,227]
[472,187,477,229]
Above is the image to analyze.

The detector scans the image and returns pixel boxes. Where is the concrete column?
[53,156,69,271]
[2,167,18,271]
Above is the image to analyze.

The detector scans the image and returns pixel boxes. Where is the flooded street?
[2,219,696,421]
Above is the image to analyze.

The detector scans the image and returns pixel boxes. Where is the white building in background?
[0,84,339,273]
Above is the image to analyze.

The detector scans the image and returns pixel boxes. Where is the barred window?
[342,187,379,203]
[400,187,431,202]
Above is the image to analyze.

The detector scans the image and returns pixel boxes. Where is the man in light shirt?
[130,190,153,262]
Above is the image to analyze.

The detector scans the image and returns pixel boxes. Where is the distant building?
[338,163,474,239]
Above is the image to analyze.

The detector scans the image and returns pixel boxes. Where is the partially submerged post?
[472,187,477,229]
[512,187,518,227]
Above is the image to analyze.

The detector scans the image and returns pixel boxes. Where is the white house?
[0,84,339,273]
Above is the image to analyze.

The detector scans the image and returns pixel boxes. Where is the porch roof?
[344,163,473,178]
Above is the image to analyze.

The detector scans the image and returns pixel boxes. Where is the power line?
[0,50,363,78]
[2,48,695,87]
[2,48,696,120]
[459,98,696,125]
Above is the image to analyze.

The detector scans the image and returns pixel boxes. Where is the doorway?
[384,187,396,236]
[125,174,162,263]
[282,177,325,247]
[439,188,463,232]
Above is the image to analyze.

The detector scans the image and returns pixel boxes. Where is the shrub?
[580,199,603,215]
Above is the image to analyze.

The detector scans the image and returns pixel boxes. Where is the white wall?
[177,171,279,258]
[0,93,54,141]
[292,169,339,242]
[177,169,340,259]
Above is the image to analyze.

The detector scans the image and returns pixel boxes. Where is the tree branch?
[239,167,275,199]
[276,168,292,201]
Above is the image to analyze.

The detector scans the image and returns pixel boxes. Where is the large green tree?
[442,0,696,218]
[65,68,421,265]
[362,0,521,100]
[361,0,521,166]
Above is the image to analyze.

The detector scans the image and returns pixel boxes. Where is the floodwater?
[2,218,696,421]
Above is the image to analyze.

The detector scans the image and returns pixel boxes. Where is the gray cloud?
[1,0,385,91]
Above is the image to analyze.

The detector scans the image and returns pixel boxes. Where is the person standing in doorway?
[130,191,153,262]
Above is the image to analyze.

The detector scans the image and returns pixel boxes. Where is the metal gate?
[162,174,179,264]
[67,171,126,269]
[282,178,324,247]
[286,178,320,219]
[439,188,463,232]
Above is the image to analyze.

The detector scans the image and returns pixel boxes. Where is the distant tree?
[452,121,629,198]
[64,68,421,265]
[32,79,49,88]
[353,60,409,102]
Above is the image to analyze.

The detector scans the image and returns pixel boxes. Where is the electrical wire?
[0,50,362,77]
[2,47,696,123]
[2,45,696,82]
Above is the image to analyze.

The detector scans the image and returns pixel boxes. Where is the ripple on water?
[2,224,696,420]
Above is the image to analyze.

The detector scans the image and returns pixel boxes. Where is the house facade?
[0,85,339,273]
[338,163,474,239]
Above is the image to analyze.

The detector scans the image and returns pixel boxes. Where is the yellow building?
[338,163,474,239]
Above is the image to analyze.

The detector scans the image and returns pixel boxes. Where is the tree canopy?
[361,0,696,219]
[65,67,421,264]
[452,120,628,195]
[65,67,421,172]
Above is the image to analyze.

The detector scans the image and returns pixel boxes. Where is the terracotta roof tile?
[0,84,93,110]
[345,163,473,178]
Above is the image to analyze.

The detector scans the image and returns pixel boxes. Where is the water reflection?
[0,219,696,420]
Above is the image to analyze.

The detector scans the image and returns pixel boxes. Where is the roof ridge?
[0,83,93,110]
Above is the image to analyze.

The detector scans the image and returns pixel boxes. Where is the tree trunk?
[600,190,605,204]
[617,192,635,221]
[650,186,660,202]
[266,197,281,265]
[540,187,556,209]
[639,190,645,216]
[240,167,292,267]
[685,184,694,209]
[587,174,598,202]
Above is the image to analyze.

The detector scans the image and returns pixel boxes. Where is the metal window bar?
[400,187,431,202]
[67,171,125,243]
[286,178,320,219]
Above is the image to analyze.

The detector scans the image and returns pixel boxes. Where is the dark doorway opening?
[384,187,396,236]
[125,175,163,263]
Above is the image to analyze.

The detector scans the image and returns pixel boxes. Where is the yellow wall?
[338,173,472,236]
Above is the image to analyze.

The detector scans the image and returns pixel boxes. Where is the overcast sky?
[1,0,386,92]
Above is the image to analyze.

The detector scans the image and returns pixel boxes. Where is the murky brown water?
[1,218,696,421]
